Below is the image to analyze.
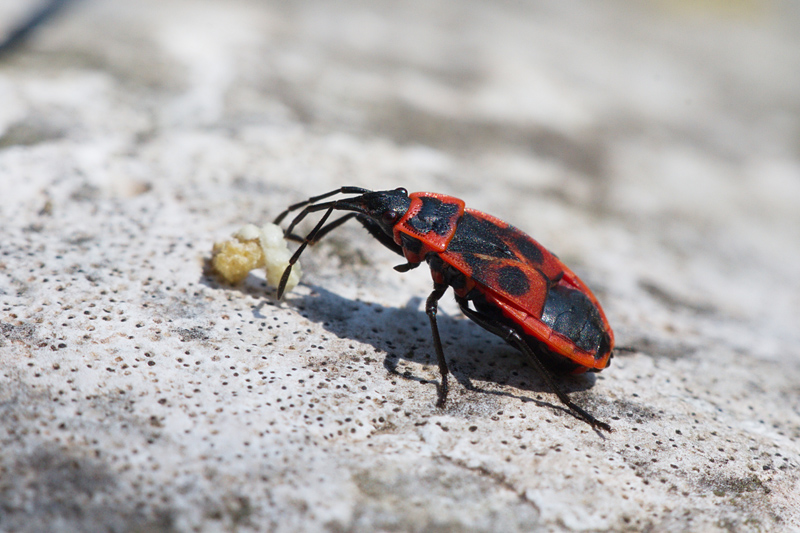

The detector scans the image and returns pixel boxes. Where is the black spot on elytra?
[447,213,515,259]
[513,234,544,264]
[408,197,460,236]
[497,265,529,296]
[541,284,604,353]
[459,252,490,276]
[597,332,612,363]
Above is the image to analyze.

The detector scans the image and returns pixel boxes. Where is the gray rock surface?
[1,0,799,531]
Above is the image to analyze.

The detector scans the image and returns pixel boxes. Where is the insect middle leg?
[425,282,450,408]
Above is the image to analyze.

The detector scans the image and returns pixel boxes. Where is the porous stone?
[1,1,799,531]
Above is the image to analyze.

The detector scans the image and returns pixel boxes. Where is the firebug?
[273,187,614,431]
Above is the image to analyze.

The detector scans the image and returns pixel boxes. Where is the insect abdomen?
[540,283,608,359]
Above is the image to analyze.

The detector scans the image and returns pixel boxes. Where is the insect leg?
[281,199,343,238]
[426,282,450,408]
[393,262,420,273]
[278,193,405,297]
[277,203,338,298]
[456,298,611,432]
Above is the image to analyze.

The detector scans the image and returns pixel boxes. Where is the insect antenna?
[283,213,357,244]
[273,186,371,224]
[276,188,375,298]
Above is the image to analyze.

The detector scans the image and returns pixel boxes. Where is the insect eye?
[395,187,408,196]
[381,210,399,225]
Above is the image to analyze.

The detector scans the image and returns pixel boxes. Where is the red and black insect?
[273,187,614,431]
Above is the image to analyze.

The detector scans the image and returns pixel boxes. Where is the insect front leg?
[425,282,450,408]
[277,204,338,298]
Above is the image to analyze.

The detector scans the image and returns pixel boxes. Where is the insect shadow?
[258,282,602,414]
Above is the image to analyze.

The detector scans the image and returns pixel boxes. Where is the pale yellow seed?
[210,223,301,293]
[211,239,264,284]
[259,223,302,293]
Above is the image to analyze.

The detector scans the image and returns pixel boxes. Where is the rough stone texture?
[1,0,799,531]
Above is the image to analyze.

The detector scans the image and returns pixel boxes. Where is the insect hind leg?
[455,297,611,432]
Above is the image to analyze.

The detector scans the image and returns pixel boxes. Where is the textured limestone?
[1,0,799,531]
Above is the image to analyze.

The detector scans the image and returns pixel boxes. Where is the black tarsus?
[393,261,420,273]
